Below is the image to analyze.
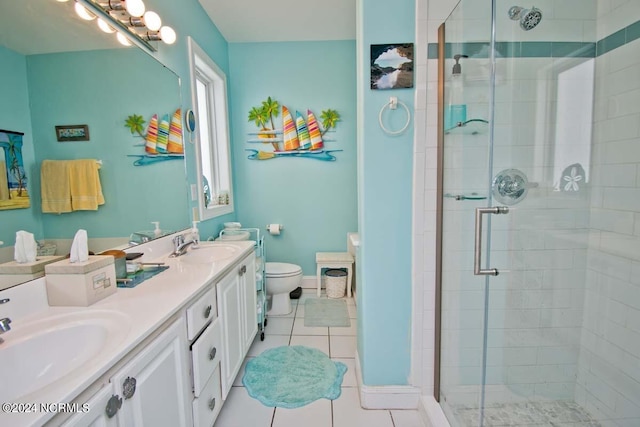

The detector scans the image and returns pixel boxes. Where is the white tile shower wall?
[438,54,590,407]
[576,35,640,426]
[416,0,601,409]
[597,0,640,40]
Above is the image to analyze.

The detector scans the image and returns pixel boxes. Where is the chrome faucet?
[0,317,11,344]
[170,234,199,257]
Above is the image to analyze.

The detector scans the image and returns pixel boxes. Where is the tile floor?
[214,289,426,427]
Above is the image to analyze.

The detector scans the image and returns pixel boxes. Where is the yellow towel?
[69,159,105,211]
[41,160,72,213]
[0,162,9,201]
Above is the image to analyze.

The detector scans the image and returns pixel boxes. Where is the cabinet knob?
[209,346,217,360]
[208,398,216,411]
[122,377,137,399]
[239,265,247,276]
[203,305,212,319]
[105,395,122,418]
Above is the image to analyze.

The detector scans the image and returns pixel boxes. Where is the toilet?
[265,262,302,316]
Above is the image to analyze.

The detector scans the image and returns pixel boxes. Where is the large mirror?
[0,0,190,268]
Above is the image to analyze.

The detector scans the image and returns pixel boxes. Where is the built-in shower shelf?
[444,118,489,135]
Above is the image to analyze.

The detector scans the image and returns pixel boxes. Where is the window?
[188,37,233,220]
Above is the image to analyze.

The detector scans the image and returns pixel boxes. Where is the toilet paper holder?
[265,224,283,235]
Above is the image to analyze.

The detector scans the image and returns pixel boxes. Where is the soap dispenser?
[191,221,200,247]
[446,54,468,130]
[151,221,161,237]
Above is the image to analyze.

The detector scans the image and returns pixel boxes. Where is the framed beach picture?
[370,43,414,90]
[55,125,90,142]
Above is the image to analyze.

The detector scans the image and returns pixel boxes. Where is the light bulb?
[97,18,115,33]
[56,0,69,2]
[125,0,145,17]
[116,32,132,46]
[143,11,161,31]
[75,2,96,20]
[160,26,176,44]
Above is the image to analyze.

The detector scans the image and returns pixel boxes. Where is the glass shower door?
[439,0,601,426]
[438,2,495,426]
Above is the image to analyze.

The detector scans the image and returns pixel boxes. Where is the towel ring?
[379,96,411,135]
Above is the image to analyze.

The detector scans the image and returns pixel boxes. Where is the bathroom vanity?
[0,235,257,427]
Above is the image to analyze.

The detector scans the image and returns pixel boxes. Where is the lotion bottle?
[151,221,161,237]
[191,221,200,247]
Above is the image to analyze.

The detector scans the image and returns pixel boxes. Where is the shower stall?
[435,1,640,426]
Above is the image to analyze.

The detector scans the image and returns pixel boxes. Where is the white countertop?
[0,239,255,427]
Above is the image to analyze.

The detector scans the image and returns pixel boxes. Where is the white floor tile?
[390,410,427,427]
[289,335,329,354]
[296,303,305,317]
[214,386,274,427]
[332,387,394,427]
[330,335,357,358]
[293,317,329,336]
[264,317,294,335]
[329,322,356,336]
[233,357,253,387]
[272,398,332,427]
[333,358,357,387]
[248,334,290,357]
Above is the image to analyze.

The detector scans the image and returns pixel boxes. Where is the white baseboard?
[301,275,316,289]
[353,350,421,410]
[420,395,450,427]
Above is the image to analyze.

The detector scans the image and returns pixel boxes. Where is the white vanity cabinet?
[109,317,192,427]
[217,252,257,399]
[61,386,119,427]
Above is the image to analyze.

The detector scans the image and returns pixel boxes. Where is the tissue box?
[45,256,117,306]
[0,256,65,291]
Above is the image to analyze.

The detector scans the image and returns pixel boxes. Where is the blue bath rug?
[242,346,347,408]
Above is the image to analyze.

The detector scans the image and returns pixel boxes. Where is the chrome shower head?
[508,6,542,31]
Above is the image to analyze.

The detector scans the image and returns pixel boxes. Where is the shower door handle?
[474,206,509,276]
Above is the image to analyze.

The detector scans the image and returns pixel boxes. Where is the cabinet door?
[61,386,119,427]
[241,253,258,353]
[217,266,243,400]
[111,318,192,427]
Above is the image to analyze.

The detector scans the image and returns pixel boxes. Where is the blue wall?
[228,41,358,274]
[357,0,415,385]
[0,46,42,245]
[27,49,189,239]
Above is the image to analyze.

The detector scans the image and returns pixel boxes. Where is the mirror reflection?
[0,131,30,209]
[0,0,189,269]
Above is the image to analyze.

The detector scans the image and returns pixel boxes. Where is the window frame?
[187,37,233,220]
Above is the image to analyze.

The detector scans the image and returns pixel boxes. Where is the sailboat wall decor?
[246,97,342,161]
[125,109,185,166]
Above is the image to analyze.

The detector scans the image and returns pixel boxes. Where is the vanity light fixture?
[71,0,177,52]
[75,2,96,20]
[97,18,116,33]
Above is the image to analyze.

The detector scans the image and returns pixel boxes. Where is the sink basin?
[0,310,130,402]
[179,243,239,264]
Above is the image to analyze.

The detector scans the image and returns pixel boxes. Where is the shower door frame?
[434,0,499,413]
[434,22,446,403]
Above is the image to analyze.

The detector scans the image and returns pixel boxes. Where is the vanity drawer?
[192,365,222,427]
[191,317,222,396]
[186,287,216,340]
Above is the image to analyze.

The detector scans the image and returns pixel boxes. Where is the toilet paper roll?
[267,224,281,235]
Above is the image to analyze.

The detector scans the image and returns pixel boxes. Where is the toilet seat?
[265,262,302,278]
